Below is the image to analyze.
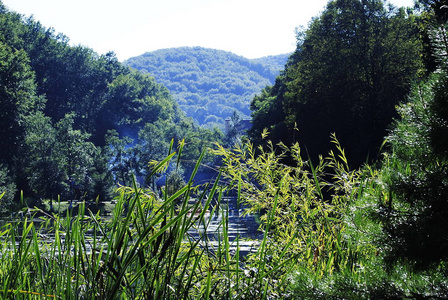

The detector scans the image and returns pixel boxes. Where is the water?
[187,196,262,256]
[0,196,262,257]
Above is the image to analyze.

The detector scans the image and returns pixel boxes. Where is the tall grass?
[3,136,447,299]
[213,133,448,299]
[0,145,292,299]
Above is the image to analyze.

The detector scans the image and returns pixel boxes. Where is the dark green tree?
[135,120,172,182]
[164,169,186,204]
[0,41,41,166]
[102,70,178,136]
[19,111,61,199]
[379,13,448,269]
[250,0,422,166]
[52,113,98,200]
[0,164,17,214]
[88,146,115,201]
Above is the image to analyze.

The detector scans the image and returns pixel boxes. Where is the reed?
[2,136,446,299]
[0,146,288,299]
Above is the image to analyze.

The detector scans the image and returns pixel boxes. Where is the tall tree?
[53,113,98,200]
[0,41,41,165]
[19,111,60,198]
[101,70,178,139]
[250,0,422,166]
[378,9,448,269]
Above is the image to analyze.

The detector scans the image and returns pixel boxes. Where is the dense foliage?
[2,0,448,298]
[249,0,423,166]
[377,11,448,270]
[124,47,289,127]
[0,2,222,209]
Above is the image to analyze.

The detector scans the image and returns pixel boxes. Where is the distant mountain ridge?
[123,47,290,127]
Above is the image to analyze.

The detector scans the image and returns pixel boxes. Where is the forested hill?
[123,47,290,127]
[250,54,291,75]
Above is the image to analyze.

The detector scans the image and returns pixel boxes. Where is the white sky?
[2,0,415,61]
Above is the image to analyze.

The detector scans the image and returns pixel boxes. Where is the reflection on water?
[188,196,262,256]
[0,196,262,256]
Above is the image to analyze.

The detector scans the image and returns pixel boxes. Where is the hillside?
[123,47,290,127]
[250,53,291,75]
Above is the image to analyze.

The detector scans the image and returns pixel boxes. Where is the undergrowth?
[0,136,447,299]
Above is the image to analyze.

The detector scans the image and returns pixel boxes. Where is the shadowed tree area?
[249,0,423,167]
[377,0,448,270]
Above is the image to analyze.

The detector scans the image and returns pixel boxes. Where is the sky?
[2,0,415,61]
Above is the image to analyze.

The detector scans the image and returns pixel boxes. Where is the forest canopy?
[124,47,289,128]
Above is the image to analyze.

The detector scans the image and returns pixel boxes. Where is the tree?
[19,111,60,199]
[378,16,448,269]
[105,130,138,187]
[0,164,17,214]
[0,4,209,206]
[250,0,422,166]
[52,113,98,200]
[164,170,186,204]
[135,120,174,182]
[87,145,115,202]
[102,71,177,137]
[0,41,41,166]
